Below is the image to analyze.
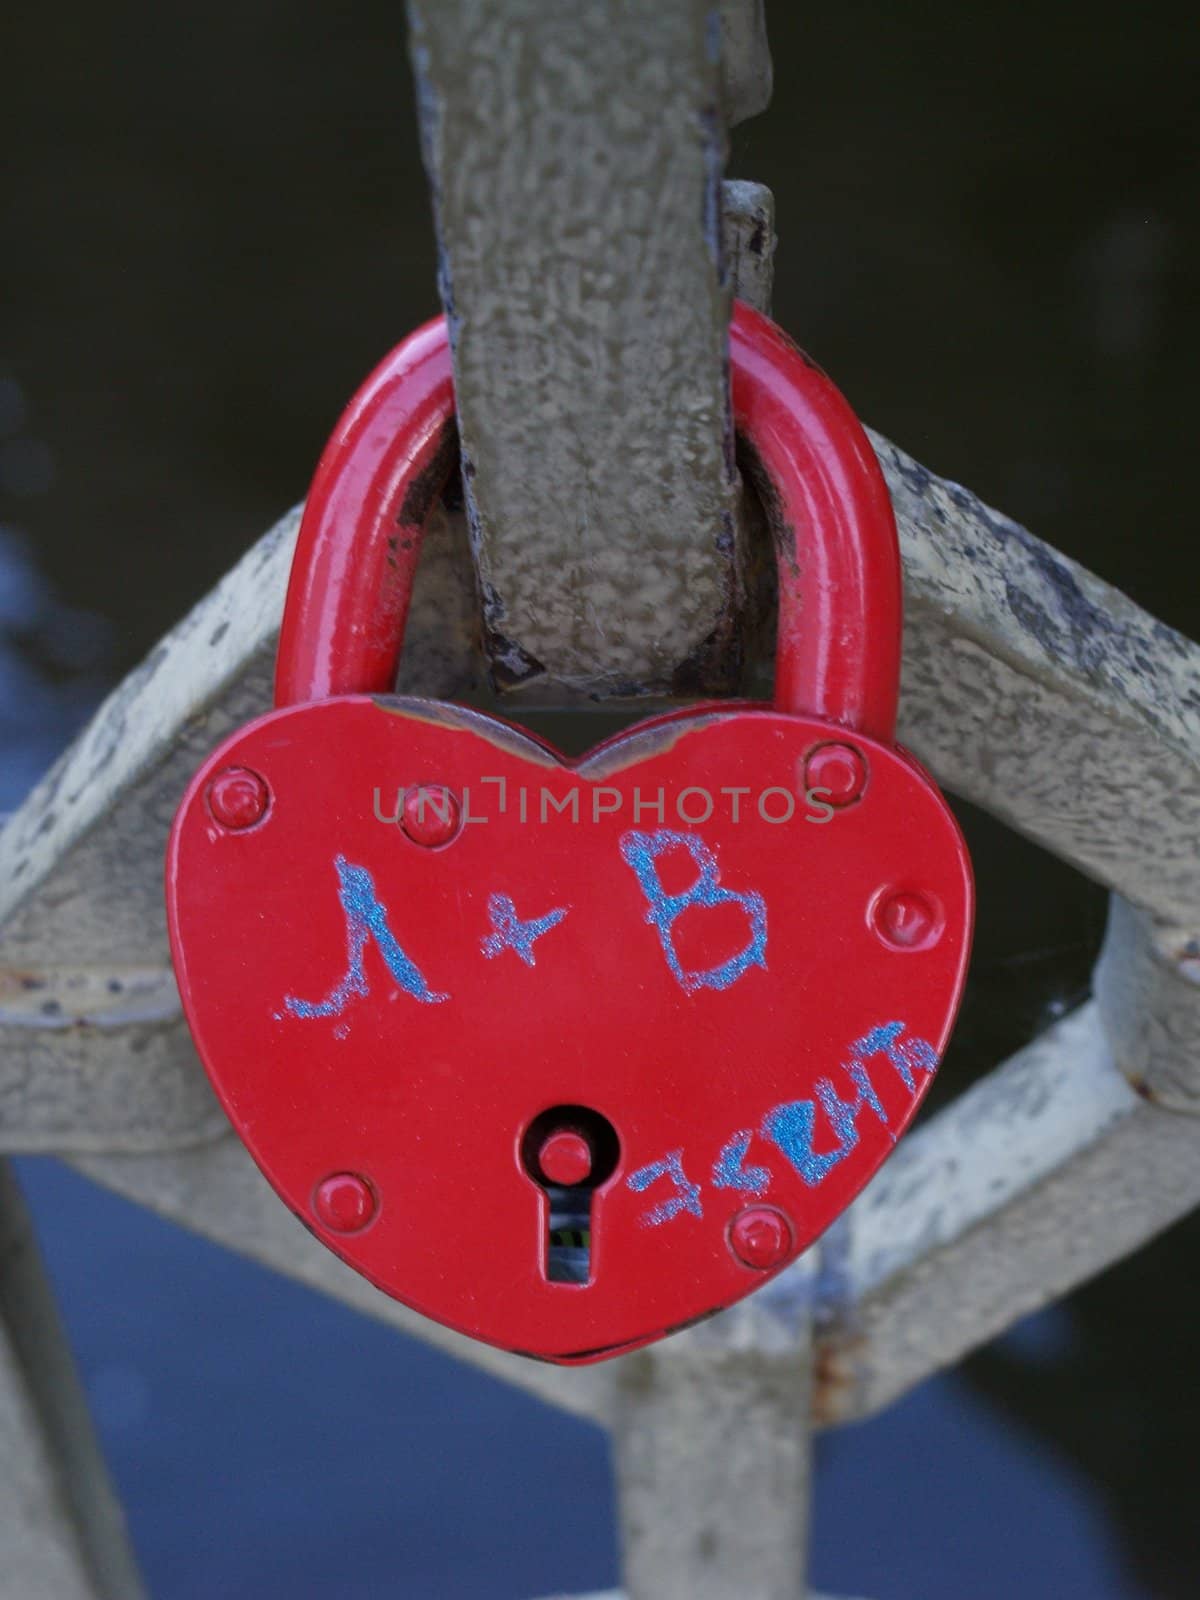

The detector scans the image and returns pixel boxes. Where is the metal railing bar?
[874,433,1200,924]
[0,1162,147,1600]
[809,1002,1200,1423]
[65,1134,615,1427]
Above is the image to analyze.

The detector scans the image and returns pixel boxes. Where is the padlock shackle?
[731,304,900,741]
[275,317,455,712]
[275,305,901,741]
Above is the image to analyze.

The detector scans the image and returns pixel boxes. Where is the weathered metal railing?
[1,4,1197,1597]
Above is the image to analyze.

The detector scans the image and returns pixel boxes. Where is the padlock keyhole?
[521,1106,619,1286]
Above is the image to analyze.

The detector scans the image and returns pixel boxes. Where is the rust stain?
[580,710,732,779]
[738,434,801,584]
[368,696,561,769]
[811,1328,865,1426]
[0,968,47,1000]
[369,695,758,780]
[397,416,459,530]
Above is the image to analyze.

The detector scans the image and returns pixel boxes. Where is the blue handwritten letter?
[761,1099,846,1187]
[852,1020,938,1089]
[285,855,448,1019]
[712,1130,771,1196]
[627,1150,704,1226]
[763,1022,937,1187]
[618,829,767,994]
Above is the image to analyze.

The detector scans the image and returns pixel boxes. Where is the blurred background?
[2,2,1198,1596]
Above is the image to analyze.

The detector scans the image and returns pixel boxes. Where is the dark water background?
[3,3,1198,1596]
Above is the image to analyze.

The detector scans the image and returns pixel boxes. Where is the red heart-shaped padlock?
[167,306,973,1363]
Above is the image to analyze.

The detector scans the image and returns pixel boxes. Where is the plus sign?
[481,893,568,967]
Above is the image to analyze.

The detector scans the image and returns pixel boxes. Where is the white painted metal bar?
[0,1162,146,1600]
[874,435,1200,925]
[409,0,744,697]
[0,1335,101,1600]
[810,1001,1200,1424]
[716,0,773,125]
[612,1262,815,1600]
[66,1133,612,1426]
[1094,894,1200,1113]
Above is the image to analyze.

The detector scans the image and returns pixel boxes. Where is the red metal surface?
[169,305,972,1364]
[729,304,900,740]
[274,306,902,738]
[273,318,454,709]
[168,701,971,1361]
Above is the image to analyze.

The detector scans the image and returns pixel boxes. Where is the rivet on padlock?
[166,303,974,1364]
